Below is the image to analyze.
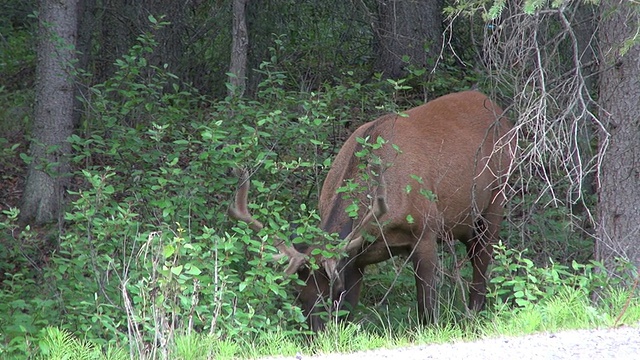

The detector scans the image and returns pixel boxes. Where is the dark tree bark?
[373,0,443,79]
[574,3,598,93]
[229,0,249,97]
[20,0,78,225]
[596,1,640,271]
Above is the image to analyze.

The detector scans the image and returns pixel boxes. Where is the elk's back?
[320,91,513,238]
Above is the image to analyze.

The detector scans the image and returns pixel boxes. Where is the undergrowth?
[31,285,640,359]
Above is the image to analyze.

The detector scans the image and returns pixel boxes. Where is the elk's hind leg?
[467,207,503,311]
[410,231,439,324]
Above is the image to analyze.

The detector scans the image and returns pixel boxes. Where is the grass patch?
[31,286,640,359]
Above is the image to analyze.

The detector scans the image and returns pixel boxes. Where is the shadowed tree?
[372,0,443,79]
[229,0,249,97]
[596,0,640,272]
[20,0,78,225]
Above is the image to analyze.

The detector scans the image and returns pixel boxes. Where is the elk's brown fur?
[230,90,514,331]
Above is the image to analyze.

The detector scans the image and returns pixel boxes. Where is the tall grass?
[34,286,640,359]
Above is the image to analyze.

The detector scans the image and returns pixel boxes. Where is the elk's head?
[228,168,387,331]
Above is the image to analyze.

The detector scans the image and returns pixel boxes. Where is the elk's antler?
[228,168,307,275]
[342,165,388,254]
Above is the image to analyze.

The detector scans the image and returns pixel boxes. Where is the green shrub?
[0,28,416,357]
[0,209,60,357]
[487,240,634,311]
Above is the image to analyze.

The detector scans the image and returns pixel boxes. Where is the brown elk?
[229,90,514,331]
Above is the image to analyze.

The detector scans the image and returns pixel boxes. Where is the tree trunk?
[20,0,77,225]
[596,1,640,272]
[373,0,443,79]
[229,0,249,97]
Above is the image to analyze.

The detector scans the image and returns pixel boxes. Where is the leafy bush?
[0,209,60,356]
[0,28,413,357]
[487,240,633,310]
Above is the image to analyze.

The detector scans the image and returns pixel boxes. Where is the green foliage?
[1,28,415,356]
[172,333,219,360]
[0,88,32,138]
[486,0,506,20]
[488,241,634,311]
[483,285,640,338]
[62,35,331,348]
[0,20,35,86]
[0,209,59,357]
[480,0,565,21]
[503,183,596,266]
[0,265,52,356]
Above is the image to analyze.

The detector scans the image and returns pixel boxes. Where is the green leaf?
[486,0,506,20]
[410,174,424,184]
[163,245,175,258]
[515,298,529,307]
[185,265,201,275]
[420,188,436,201]
[355,149,368,158]
[345,202,359,217]
[171,265,183,275]
[19,153,33,164]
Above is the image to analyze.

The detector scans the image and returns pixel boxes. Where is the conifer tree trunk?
[373,0,443,79]
[20,0,77,225]
[229,0,249,97]
[596,1,640,272]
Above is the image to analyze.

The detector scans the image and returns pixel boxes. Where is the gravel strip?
[268,325,640,360]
